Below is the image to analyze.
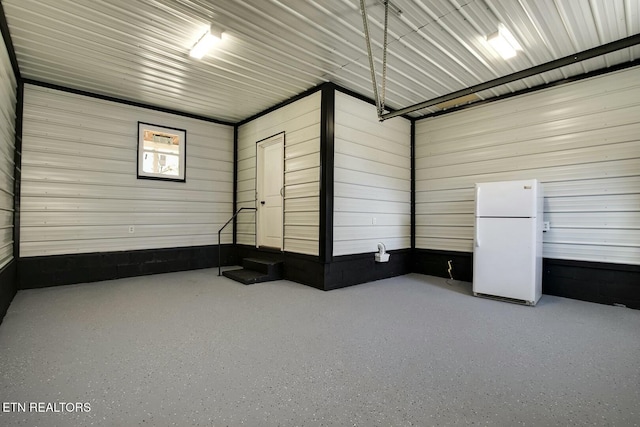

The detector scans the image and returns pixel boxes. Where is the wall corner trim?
[0,2,21,80]
[319,83,335,264]
[232,125,239,245]
[410,120,416,250]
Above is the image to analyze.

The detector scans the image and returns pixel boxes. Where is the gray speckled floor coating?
[0,270,639,427]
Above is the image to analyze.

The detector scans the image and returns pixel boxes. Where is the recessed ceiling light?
[487,24,522,60]
[190,25,223,59]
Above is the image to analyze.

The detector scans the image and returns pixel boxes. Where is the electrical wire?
[446,260,455,285]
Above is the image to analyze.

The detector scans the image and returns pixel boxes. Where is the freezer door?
[476,180,538,218]
[473,217,539,302]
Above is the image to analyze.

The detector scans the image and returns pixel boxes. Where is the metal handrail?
[218,207,257,276]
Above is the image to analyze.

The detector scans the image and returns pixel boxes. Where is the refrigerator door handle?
[475,186,480,248]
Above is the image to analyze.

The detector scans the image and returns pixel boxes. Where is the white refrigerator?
[473,179,543,306]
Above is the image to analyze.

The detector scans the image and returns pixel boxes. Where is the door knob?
[260,201,266,205]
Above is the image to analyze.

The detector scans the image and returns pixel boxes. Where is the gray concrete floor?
[0,270,638,426]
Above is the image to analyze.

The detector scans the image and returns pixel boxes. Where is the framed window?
[137,122,186,182]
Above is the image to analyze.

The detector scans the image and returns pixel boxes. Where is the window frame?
[137,122,187,182]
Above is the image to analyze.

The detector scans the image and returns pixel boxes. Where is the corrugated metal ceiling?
[3,0,639,122]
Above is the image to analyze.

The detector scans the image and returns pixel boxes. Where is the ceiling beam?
[380,33,640,121]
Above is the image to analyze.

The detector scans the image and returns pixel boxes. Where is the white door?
[256,134,284,249]
[473,217,537,301]
[476,180,539,218]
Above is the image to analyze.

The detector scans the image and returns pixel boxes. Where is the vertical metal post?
[218,229,222,276]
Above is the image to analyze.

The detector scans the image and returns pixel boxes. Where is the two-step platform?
[222,257,283,285]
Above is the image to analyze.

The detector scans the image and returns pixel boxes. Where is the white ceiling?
[3,0,640,123]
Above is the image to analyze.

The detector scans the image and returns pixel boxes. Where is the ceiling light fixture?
[487,24,522,59]
[190,25,223,59]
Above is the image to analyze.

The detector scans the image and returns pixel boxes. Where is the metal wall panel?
[0,36,16,269]
[415,66,640,265]
[20,84,234,256]
[333,92,411,256]
[4,1,638,122]
[236,91,321,256]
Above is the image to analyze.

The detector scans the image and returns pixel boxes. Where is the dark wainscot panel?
[324,249,412,291]
[413,249,639,309]
[543,258,640,309]
[412,249,473,283]
[18,245,237,289]
[0,259,17,323]
[235,245,411,291]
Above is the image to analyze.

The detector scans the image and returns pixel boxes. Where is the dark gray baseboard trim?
[412,249,640,309]
[412,249,473,282]
[543,258,640,309]
[18,245,237,289]
[324,249,412,291]
[234,245,412,291]
[0,259,17,323]
[14,245,638,309]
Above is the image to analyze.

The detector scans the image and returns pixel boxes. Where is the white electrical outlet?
[543,221,550,232]
[128,225,135,234]
[372,217,377,225]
